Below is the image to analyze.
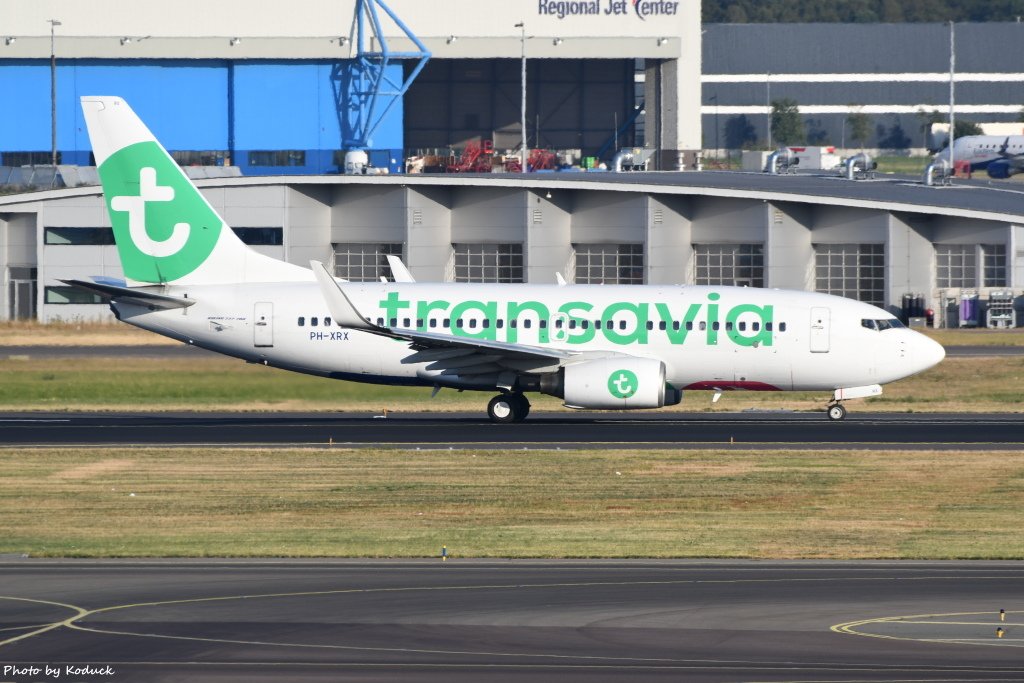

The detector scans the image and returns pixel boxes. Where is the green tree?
[846,109,872,148]
[917,109,947,151]
[954,119,983,137]
[770,98,805,146]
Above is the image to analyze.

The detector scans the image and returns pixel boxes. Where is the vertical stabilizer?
[81,96,310,285]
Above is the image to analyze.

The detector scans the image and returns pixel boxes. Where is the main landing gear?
[826,402,847,421]
[487,393,531,423]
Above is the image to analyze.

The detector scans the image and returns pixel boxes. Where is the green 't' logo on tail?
[99,141,222,283]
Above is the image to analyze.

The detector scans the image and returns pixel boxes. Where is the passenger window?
[619,320,627,330]
[376,317,384,326]
[765,321,772,332]
[469,319,477,329]
[539,320,547,329]
[738,321,746,331]
[699,321,707,331]
[429,319,437,328]
[389,318,397,327]
[298,316,305,326]
[510,320,518,329]
[712,321,720,331]
[324,317,331,327]
[497,319,504,329]
[311,317,319,327]
[646,321,654,331]
[779,322,787,332]
[554,319,563,329]
[456,319,464,329]
[725,322,733,331]
[569,320,577,330]
[524,319,532,329]
[443,319,450,328]
[581,320,589,330]
[673,321,681,331]
[402,318,410,328]
[658,321,667,331]
[752,322,760,331]
[482,319,490,329]
[594,320,602,330]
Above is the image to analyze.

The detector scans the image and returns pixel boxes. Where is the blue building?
[0,59,405,174]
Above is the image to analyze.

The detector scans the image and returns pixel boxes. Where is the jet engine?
[986,160,1019,179]
[541,357,683,410]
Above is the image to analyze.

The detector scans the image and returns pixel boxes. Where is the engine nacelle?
[546,357,681,410]
[986,160,1018,179]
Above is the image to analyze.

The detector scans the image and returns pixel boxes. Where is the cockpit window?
[862,318,905,331]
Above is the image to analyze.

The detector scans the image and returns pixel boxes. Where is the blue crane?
[340,0,430,156]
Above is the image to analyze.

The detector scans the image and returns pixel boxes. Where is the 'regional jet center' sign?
[538,0,680,21]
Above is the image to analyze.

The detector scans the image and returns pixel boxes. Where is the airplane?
[934,134,1024,179]
[66,96,945,423]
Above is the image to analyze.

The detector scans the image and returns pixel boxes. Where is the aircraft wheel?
[827,403,847,421]
[487,395,518,423]
[512,393,531,421]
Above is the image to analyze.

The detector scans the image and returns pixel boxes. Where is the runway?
[0,411,1020,449]
[2,560,1023,682]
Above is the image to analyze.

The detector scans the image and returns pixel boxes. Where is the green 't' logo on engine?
[99,141,222,283]
[608,369,638,399]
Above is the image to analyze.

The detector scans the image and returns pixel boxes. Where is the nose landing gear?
[826,402,847,421]
[487,393,531,423]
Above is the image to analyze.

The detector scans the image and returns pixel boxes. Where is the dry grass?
[2,448,1022,559]
[0,321,173,346]
[0,355,1019,413]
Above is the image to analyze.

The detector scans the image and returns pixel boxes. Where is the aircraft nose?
[910,333,945,373]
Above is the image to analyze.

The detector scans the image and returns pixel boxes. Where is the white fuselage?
[114,281,944,395]
[935,135,1024,172]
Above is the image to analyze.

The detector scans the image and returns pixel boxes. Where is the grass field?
[0,355,1019,413]
[1,448,1021,559]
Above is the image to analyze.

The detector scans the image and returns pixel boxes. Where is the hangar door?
[404,59,637,158]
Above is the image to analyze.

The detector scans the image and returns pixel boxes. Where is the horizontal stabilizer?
[60,279,196,310]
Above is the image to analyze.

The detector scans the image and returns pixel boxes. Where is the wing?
[311,261,619,387]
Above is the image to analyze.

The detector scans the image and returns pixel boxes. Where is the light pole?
[710,93,719,160]
[948,21,956,177]
[49,19,61,167]
[515,22,526,173]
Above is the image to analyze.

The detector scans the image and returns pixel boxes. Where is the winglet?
[311,260,374,330]
[386,255,416,283]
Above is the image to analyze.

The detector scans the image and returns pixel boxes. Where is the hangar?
[2,172,1022,326]
[0,0,700,174]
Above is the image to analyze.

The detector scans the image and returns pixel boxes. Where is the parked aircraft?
[68,96,945,422]
[935,135,1024,178]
